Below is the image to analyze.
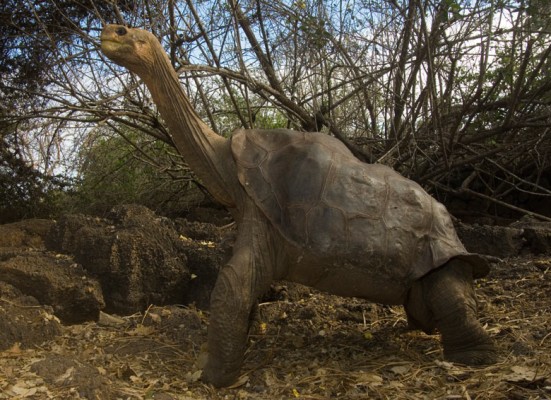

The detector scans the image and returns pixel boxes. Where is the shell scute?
[230,128,268,168]
[384,172,432,231]
[266,141,329,208]
[306,205,347,253]
[322,155,387,219]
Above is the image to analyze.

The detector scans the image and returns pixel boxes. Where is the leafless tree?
[1,0,549,219]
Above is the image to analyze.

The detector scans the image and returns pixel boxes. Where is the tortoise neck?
[141,47,236,207]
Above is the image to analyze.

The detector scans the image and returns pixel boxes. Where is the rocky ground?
[0,205,550,399]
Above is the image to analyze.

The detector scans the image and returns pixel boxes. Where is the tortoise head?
[100,24,165,76]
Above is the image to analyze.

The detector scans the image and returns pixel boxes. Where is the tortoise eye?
[115,27,127,36]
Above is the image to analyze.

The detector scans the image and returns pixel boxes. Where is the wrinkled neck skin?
[140,45,238,208]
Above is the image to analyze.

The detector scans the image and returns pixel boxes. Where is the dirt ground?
[1,238,550,398]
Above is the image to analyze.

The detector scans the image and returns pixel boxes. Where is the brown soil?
[1,240,550,399]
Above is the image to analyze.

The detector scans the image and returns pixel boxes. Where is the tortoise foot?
[202,363,240,388]
[444,342,498,366]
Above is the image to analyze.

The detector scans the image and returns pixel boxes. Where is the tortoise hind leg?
[404,259,497,365]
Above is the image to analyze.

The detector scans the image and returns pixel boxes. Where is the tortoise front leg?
[202,255,254,387]
[202,215,275,387]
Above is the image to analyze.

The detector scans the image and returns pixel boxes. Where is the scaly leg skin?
[201,258,253,387]
[202,208,276,387]
[405,259,497,365]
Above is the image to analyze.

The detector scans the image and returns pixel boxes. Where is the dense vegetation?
[1,0,549,223]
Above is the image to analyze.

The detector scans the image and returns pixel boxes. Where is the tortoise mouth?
[100,38,123,58]
[100,37,118,46]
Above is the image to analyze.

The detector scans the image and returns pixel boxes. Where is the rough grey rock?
[457,216,551,258]
[174,218,230,309]
[510,216,551,255]
[0,219,55,249]
[0,218,105,324]
[47,204,192,314]
[0,281,62,350]
[0,251,105,323]
[456,223,524,258]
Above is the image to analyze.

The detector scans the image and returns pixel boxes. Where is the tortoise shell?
[231,129,488,281]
